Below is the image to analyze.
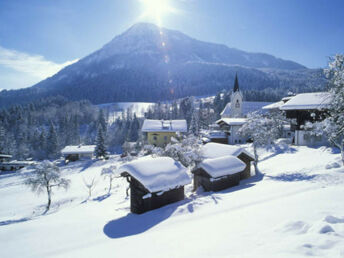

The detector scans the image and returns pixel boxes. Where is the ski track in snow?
[0,145,344,257]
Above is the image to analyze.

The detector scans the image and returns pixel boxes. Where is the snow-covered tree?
[25,161,70,213]
[309,54,344,165]
[101,165,119,194]
[189,108,200,136]
[238,112,279,173]
[95,125,107,159]
[162,134,203,169]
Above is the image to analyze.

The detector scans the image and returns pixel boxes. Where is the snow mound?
[319,225,335,234]
[200,156,246,178]
[324,215,344,224]
[325,162,341,169]
[119,156,191,193]
[281,221,310,235]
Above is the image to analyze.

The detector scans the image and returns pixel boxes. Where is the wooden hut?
[119,156,191,214]
[193,156,246,192]
[61,145,96,162]
[201,143,255,179]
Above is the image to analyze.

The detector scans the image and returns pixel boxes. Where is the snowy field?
[97,102,154,124]
[0,145,344,257]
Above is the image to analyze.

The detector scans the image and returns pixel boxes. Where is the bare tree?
[25,160,70,213]
[101,165,119,194]
[83,176,97,200]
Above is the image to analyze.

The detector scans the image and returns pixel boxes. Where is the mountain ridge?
[0,23,324,108]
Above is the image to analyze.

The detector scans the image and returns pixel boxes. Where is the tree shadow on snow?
[267,173,318,182]
[103,202,179,239]
[260,145,297,162]
[0,217,31,226]
[93,193,111,202]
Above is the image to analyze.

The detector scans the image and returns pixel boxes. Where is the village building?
[0,154,12,163]
[61,145,96,162]
[141,119,187,147]
[201,142,255,179]
[0,154,34,171]
[193,155,246,192]
[119,156,191,214]
[279,92,332,146]
[214,74,248,145]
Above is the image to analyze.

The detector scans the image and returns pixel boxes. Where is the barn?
[193,156,246,192]
[201,143,255,180]
[119,156,191,214]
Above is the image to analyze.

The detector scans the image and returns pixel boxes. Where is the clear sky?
[0,0,343,90]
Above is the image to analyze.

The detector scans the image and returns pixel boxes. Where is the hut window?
[164,136,168,141]
[153,136,157,141]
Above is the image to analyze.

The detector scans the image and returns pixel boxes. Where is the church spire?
[233,73,239,92]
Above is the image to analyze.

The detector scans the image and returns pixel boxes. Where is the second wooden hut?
[120,156,191,214]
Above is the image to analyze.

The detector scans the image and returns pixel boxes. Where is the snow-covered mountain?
[0,23,325,107]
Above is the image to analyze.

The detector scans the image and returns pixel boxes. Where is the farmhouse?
[279,92,332,146]
[61,145,96,162]
[201,142,255,179]
[119,156,191,214]
[141,119,187,147]
[193,156,246,192]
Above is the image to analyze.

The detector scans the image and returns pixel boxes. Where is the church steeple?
[233,73,239,92]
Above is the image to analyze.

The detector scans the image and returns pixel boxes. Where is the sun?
[139,0,177,26]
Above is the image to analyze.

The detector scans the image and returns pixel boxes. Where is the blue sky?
[0,0,343,90]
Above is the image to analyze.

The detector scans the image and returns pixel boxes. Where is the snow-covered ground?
[97,102,154,124]
[0,145,344,257]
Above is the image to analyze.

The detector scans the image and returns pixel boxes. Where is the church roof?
[233,73,239,92]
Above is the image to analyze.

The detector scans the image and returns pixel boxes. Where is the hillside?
[0,145,343,257]
[0,23,325,108]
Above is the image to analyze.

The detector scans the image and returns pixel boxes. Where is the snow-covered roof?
[262,101,284,110]
[280,92,332,111]
[220,103,232,117]
[200,156,246,178]
[141,119,187,133]
[119,156,191,193]
[216,118,247,126]
[61,145,96,155]
[0,154,12,158]
[201,142,255,160]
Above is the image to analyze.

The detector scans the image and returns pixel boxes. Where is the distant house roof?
[119,156,191,193]
[216,118,247,126]
[201,142,255,160]
[280,92,332,111]
[141,119,187,133]
[61,145,96,155]
[200,156,246,178]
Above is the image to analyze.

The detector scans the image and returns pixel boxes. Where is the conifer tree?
[95,125,107,159]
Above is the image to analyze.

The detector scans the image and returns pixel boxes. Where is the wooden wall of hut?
[129,177,185,214]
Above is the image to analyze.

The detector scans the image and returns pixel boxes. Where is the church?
[214,74,248,145]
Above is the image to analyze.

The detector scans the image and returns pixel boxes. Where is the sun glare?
[139,0,176,26]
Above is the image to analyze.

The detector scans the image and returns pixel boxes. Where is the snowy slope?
[0,146,344,257]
